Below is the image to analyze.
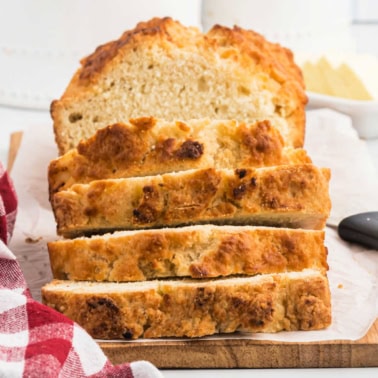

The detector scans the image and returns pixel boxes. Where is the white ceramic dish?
[306,91,378,140]
[0,0,202,110]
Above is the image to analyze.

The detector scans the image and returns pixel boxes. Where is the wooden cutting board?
[8,132,378,368]
[99,319,378,368]
[7,131,23,172]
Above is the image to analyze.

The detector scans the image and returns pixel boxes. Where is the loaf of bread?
[50,17,307,154]
[48,117,311,197]
[44,17,332,342]
[47,225,328,282]
[41,269,332,339]
[51,164,331,238]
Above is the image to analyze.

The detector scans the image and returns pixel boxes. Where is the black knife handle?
[338,212,378,250]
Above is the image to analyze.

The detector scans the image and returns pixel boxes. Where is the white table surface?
[0,105,377,377]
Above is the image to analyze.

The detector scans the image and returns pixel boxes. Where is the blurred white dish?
[307,91,378,139]
[202,0,354,53]
[0,0,201,110]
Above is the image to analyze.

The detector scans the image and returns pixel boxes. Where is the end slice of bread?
[50,17,307,154]
[48,117,311,197]
[41,269,332,339]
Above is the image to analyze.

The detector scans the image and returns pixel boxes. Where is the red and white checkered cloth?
[0,162,163,378]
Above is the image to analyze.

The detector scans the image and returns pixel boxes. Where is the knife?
[338,211,378,250]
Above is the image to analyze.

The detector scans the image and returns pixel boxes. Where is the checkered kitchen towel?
[0,162,163,377]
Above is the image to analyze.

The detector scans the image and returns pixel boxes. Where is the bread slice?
[50,17,307,154]
[48,225,328,282]
[48,117,311,197]
[41,269,332,339]
[51,164,331,238]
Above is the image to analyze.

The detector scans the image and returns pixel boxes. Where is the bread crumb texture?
[51,17,307,154]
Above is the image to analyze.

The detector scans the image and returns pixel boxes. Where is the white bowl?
[306,91,378,140]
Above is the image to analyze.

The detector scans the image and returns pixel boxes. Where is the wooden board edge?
[7,131,23,173]
[99,319,378,368]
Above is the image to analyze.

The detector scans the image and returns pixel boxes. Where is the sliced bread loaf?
[51,164,331,238]
[48,117,311,197]
[41,269,332,339]
[50,17,307,154]
[47,225,328,282]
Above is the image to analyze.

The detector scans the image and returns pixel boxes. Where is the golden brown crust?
[47,225,328,282]
[77,17,187,85]
[48,117,311,197]
[41,270,332,339]
[51,164,331,238]
[51,17,307,154]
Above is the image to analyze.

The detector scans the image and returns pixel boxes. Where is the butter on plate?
[296,53,378,101]
[302,57,373,100]
[295,53,378,139]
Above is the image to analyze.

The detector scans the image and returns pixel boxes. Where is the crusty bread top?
[48,117,311,197]
[51,17,307,154]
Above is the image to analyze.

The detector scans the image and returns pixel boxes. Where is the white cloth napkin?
[1,161,163,377]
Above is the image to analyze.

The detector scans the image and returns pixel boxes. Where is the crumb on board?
[25,236,43,244]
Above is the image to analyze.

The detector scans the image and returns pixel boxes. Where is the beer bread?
[48,117,311,197]
[47,225,328,282]
[51,164,331,238]
[51,17,307,154]
[41,269,332,339]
